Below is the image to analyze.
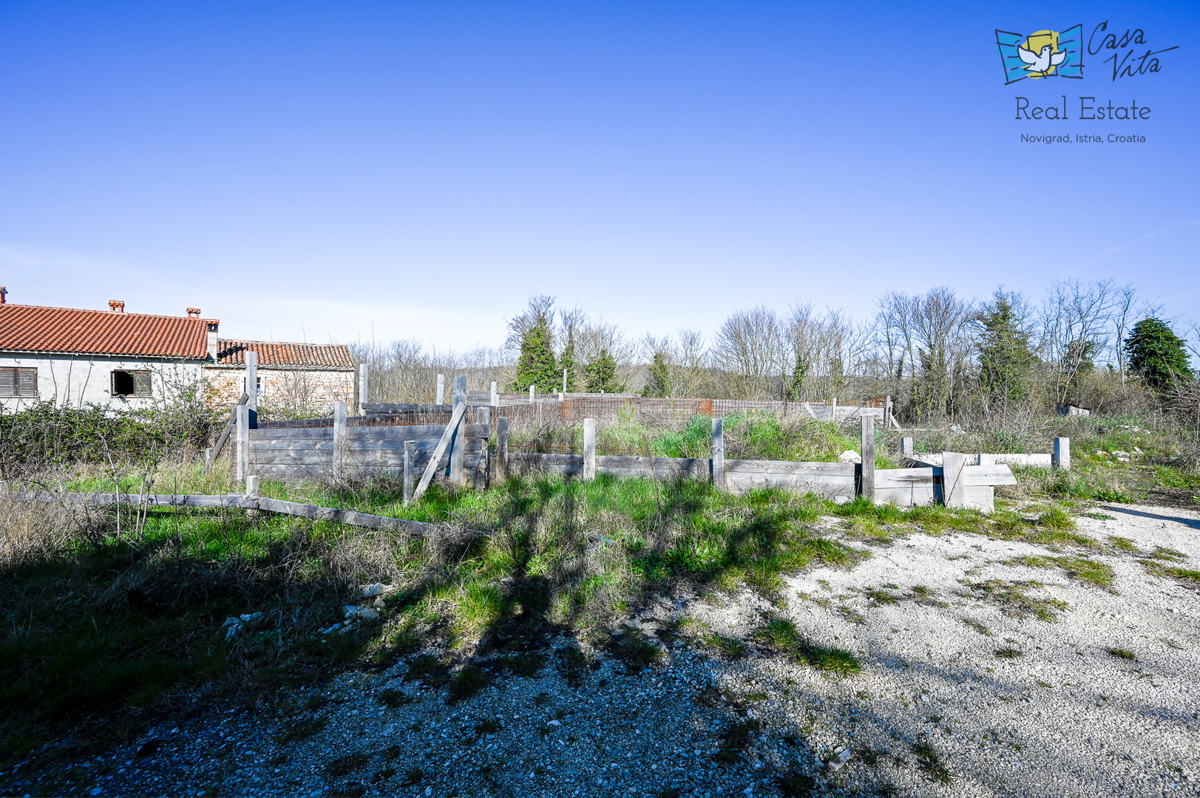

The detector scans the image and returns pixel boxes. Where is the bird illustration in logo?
[995,24,1084,84]
[1017,42,1066,76]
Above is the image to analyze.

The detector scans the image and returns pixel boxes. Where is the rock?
[356,608,380,621]
[239,612,262,623]
[548,719,561,726]
[838,450,861,463]
[827,747,852,771]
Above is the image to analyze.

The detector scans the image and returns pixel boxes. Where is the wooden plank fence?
[11,491,452,536]
[212,355,1061,513]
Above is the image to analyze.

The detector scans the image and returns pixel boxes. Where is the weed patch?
[912,741,951,783]
[276,715,328,744]
[714,719,761,764]
[447,665,492,703]
[608,631,663,673]
[757,617,862,676]
[1008,555,1115,590]
[962,579,1067,621]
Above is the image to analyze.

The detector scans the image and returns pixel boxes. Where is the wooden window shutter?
[17,368,37,397]
[0,367,15,397]
[134,371,153,397]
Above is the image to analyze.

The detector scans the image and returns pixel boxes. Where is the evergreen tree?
[976,292,1037,406]
[643,351,671,398]
[583,349,624,393]
[559,330,578,392]
[513,315,558,392]
[786,348,807,402]
[1126,317,1191,393]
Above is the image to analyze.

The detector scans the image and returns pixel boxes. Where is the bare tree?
[876,288,975,422]
[712,307,787,399]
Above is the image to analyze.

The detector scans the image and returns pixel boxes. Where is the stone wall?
[204,367,355,418]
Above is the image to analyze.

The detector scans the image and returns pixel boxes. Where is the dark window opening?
[0,367,38,398]
[112,370,152,398]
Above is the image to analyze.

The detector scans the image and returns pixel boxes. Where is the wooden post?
[436,374,445,405]
[1053,437,1071,471]
[490,381,499,407]
[901,436,914,456]
[449,377,466,485]
[496,416,509,482]
[333,401,348,481]
[529,385,535,405]
[403,440,415,505]
[583,418,596,480]
[245,475,259,517]
[884,395,893,428]
[942,451,966,508]
[245,351,258,428]
[358,363,369,416]
[413,401,467,502]
[562,369,568,393]
[860,414,875,502]
[831,397,838,423]
[235,403,249,482]
[479,436,489,489]
[205,392,249,475]
[711,417,725,489]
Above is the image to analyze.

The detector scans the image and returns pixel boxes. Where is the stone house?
[204,340,356,416]
[0,287,355,415]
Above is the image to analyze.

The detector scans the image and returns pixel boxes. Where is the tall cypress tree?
[977,292,1037,406]
[584,349,624,393]
[559,329,578,392]
[643,352,671,398]
[514,316,558,392]
[1126,317,1191,393]
[786,348,808,402]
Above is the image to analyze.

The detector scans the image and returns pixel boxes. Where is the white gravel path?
[6,503,1198,797]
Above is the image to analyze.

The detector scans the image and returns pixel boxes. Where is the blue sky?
[1,1,1197,351]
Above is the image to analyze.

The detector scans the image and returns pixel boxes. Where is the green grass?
[2,470,866,764]
[962,579,1068,622]
[1141,560,1200,586]
[1008,555,1116,590]
[756,617,862,676]
[912,742,951,784]
[1107,648,1137,661]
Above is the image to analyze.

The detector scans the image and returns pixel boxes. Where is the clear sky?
[1,1,1197,351]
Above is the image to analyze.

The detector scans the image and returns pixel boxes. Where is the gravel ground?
[3,502,1198,798]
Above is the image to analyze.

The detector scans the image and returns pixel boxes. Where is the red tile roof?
[215,340,355,370]
[0,304,215,359]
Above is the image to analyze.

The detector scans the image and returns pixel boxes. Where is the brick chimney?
[187,308,201,318]
[206,322,219,360]
[0,287,7,305]
[109,300,125,313]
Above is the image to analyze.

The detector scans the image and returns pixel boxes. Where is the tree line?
[354,280,1195,424]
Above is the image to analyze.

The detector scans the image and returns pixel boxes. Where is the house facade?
[204,339,356,415]
[0,288,355,415]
